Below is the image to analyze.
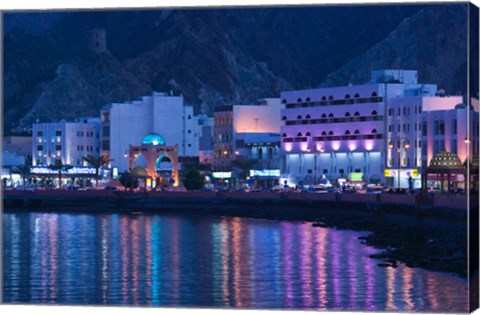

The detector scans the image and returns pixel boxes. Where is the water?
[3,210,468,312]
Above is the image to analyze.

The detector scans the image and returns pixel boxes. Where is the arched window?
[345,130,351,135]
[328,131,334,136]
[345,112,351,117]
[297,115,302,119]
[354,129,360,135]
[321,96,327,101]
[282,133,287,137]
[305,114,311,119]
[354,93,360,98]
[306,132,311,136]
[371,110,378,116]
[345,94,350,99]
[297,98,302,103]
[372,129,377,134]
[328,113,334,118]
[306,97,311,102]
[282,99,287,104]
[297,132,303,137]
[371,92,378,97]
[354,111,360,116]
[282,116,287,121]
[321,113,327,118]
[187,115,192,119]
[328,95,334,100]
[321,131,327,136]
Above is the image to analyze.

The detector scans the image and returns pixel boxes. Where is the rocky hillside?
[3,3,472,132]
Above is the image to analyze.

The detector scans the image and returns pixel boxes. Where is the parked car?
[104,186,119,191]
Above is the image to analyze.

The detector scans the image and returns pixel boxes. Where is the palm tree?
[82,154,114,187]
[12,164,31,187]
[48,161,73,189]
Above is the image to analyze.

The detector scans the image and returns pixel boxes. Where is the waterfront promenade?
[3,189,473,219]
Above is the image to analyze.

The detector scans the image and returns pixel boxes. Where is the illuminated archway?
[128,133,179,186]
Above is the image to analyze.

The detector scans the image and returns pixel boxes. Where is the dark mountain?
[2,4,470,132]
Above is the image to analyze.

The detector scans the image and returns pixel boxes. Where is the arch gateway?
[128,133,179,187]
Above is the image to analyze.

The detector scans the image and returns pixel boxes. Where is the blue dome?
[142,133,165,146]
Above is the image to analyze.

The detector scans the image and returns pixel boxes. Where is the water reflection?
[3,211,468,312]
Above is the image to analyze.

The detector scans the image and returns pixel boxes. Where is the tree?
[182,168,205,191]
[119,171,139,191]
[12,164,31,187]
[48,161,73,188]
[82,154,114,187]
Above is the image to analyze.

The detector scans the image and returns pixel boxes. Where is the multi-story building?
[101,91,212,172]
[213,98,282,170]
[280,69,442,187]
[32,118,101,167]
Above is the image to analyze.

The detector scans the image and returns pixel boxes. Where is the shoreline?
[4,190,475,279]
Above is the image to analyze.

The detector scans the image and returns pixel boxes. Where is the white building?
[101,91,212,172]
[32,118,101,167]
[280,69,443,187]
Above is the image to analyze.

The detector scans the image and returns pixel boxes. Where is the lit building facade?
[213,98,282,172]
[32,118,101,166]
[280,69,440,187]
[101,91,212,172]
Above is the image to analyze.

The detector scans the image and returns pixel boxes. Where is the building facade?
[280,70,441,187]
[32,118,101,167]
[101,91,212,172]
[213,99,282,171]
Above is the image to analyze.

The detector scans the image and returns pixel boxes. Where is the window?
[305,114,311,119]
[354,130,360,135]
[306,97,311,102]
[345,112,351,117]
[188,144,192,147]
[282,116,287,121]
[297,98,302,103]
[321,131,327,136]
[345,94,350,99]
[306,132,311,136]
[371,92,377,97]
[453,119,457,135]
[328,113,334,118]
[55,145,61,151]
[297,115,302,120]
[258,148,263,159]
[422,122,427,136]
[55,130,62,136]
[321,113,327,118]
[188,115,192,119]
[328,95,334,100]
[438,122,444,135]
[102,141,110,150]
[328,131,334,136]
[37,145,43,151]
[282,133,287,137]
[282,99,287,104]
[354,111,360,116]
[297,132,303,137]
[102,126,110,137]
[188,129,191,134]
[354,93,360,98]
[371,129,377,134]
[345,130,351,135]
[371,110,377,116]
